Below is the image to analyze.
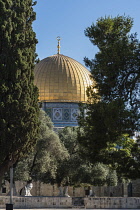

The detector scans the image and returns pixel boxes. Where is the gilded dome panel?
[34,54,92,103]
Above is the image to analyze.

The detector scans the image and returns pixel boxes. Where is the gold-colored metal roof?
[34,54,92,103]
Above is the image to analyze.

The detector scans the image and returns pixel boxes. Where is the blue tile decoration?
[45,108,52,118]
[53,108,62,121]
[43,102,79,128]
[71,109,78,121]
[63,109,70,121]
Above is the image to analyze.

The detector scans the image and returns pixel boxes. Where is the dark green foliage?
[54,127,82,186]
[14,110,68,182]
[79,163,117,186]
[54,127,118,186]
[84,16,139,107]
[78,15,140,179]
[106,170,118,186]
[0,0,39,181]
[14,123,119,186]
[78,101,137,160]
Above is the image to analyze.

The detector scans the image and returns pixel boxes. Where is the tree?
[54,127,83,186]
[78,16,140,179]
[55,127,117,187]
[91,163,118,186]
[14,123,118,188]
[84,16,140,111]
[14,110,68,183]
[47,127,91,187]
[0,0,39,185]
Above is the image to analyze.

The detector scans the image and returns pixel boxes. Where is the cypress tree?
[0,0,39,184]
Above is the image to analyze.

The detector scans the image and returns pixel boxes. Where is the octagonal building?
[34,44,92,128]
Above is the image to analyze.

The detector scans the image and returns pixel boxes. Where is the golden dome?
[34,54,92,103]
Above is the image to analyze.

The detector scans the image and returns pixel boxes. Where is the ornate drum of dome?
[34,54,92,128]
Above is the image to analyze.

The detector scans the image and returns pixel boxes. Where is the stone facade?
[1,196,140,209]
[0,181,136,197]
[131,179,140,197]
[1,181,140,209]
[84,197,140,209]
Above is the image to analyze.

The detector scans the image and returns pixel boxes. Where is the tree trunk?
[0,158,16,188]
[58,186,64,196]
[64,186,70,197]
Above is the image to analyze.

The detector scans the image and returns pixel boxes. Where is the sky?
[33,0,140,66]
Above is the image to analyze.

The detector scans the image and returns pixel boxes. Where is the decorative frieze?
[43,102,79,128]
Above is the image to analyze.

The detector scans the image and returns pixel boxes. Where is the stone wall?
[1,180,139,197]
[132,179,140,197]
[0,196,72,209]
[84,197,140,209]
[1,196,140,209]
